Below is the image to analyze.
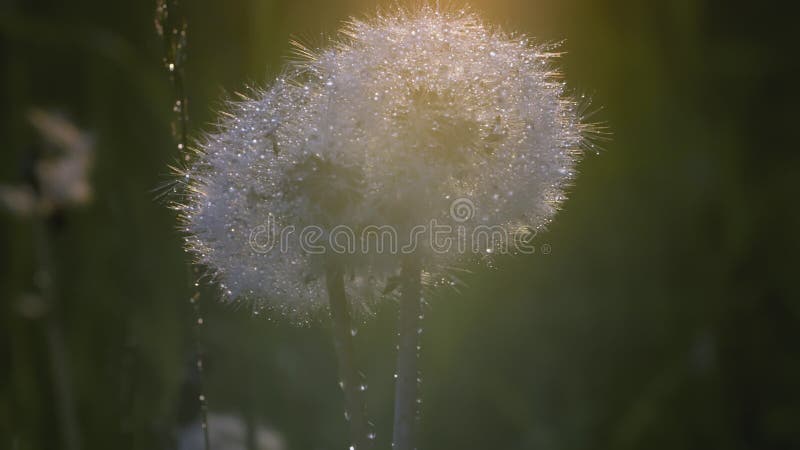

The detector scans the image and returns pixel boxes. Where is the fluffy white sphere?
[177,6,589,318]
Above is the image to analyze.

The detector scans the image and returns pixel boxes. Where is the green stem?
[392,255,422,450]
[326,264,372,450]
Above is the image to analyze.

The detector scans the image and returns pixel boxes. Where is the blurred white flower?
[178,413,285,450]
[177,5,591,317]
[0,109,94,217]
[29,109,94,209]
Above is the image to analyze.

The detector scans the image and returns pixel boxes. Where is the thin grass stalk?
[156,1,210,448]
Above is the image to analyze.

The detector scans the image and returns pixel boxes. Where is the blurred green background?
[1,0,798,449]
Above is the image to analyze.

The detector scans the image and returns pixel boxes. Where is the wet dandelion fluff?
[175,5,591,318]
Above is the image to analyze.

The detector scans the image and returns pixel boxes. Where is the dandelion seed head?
[176,5,590,319]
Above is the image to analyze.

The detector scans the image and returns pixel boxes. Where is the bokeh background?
[1,0,798,449]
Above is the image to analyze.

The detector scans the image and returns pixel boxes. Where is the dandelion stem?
[325,263,372,450]
[392,255,422,450]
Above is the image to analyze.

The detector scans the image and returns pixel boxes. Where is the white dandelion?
[175,5,594,450]
[177,6,588,313]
